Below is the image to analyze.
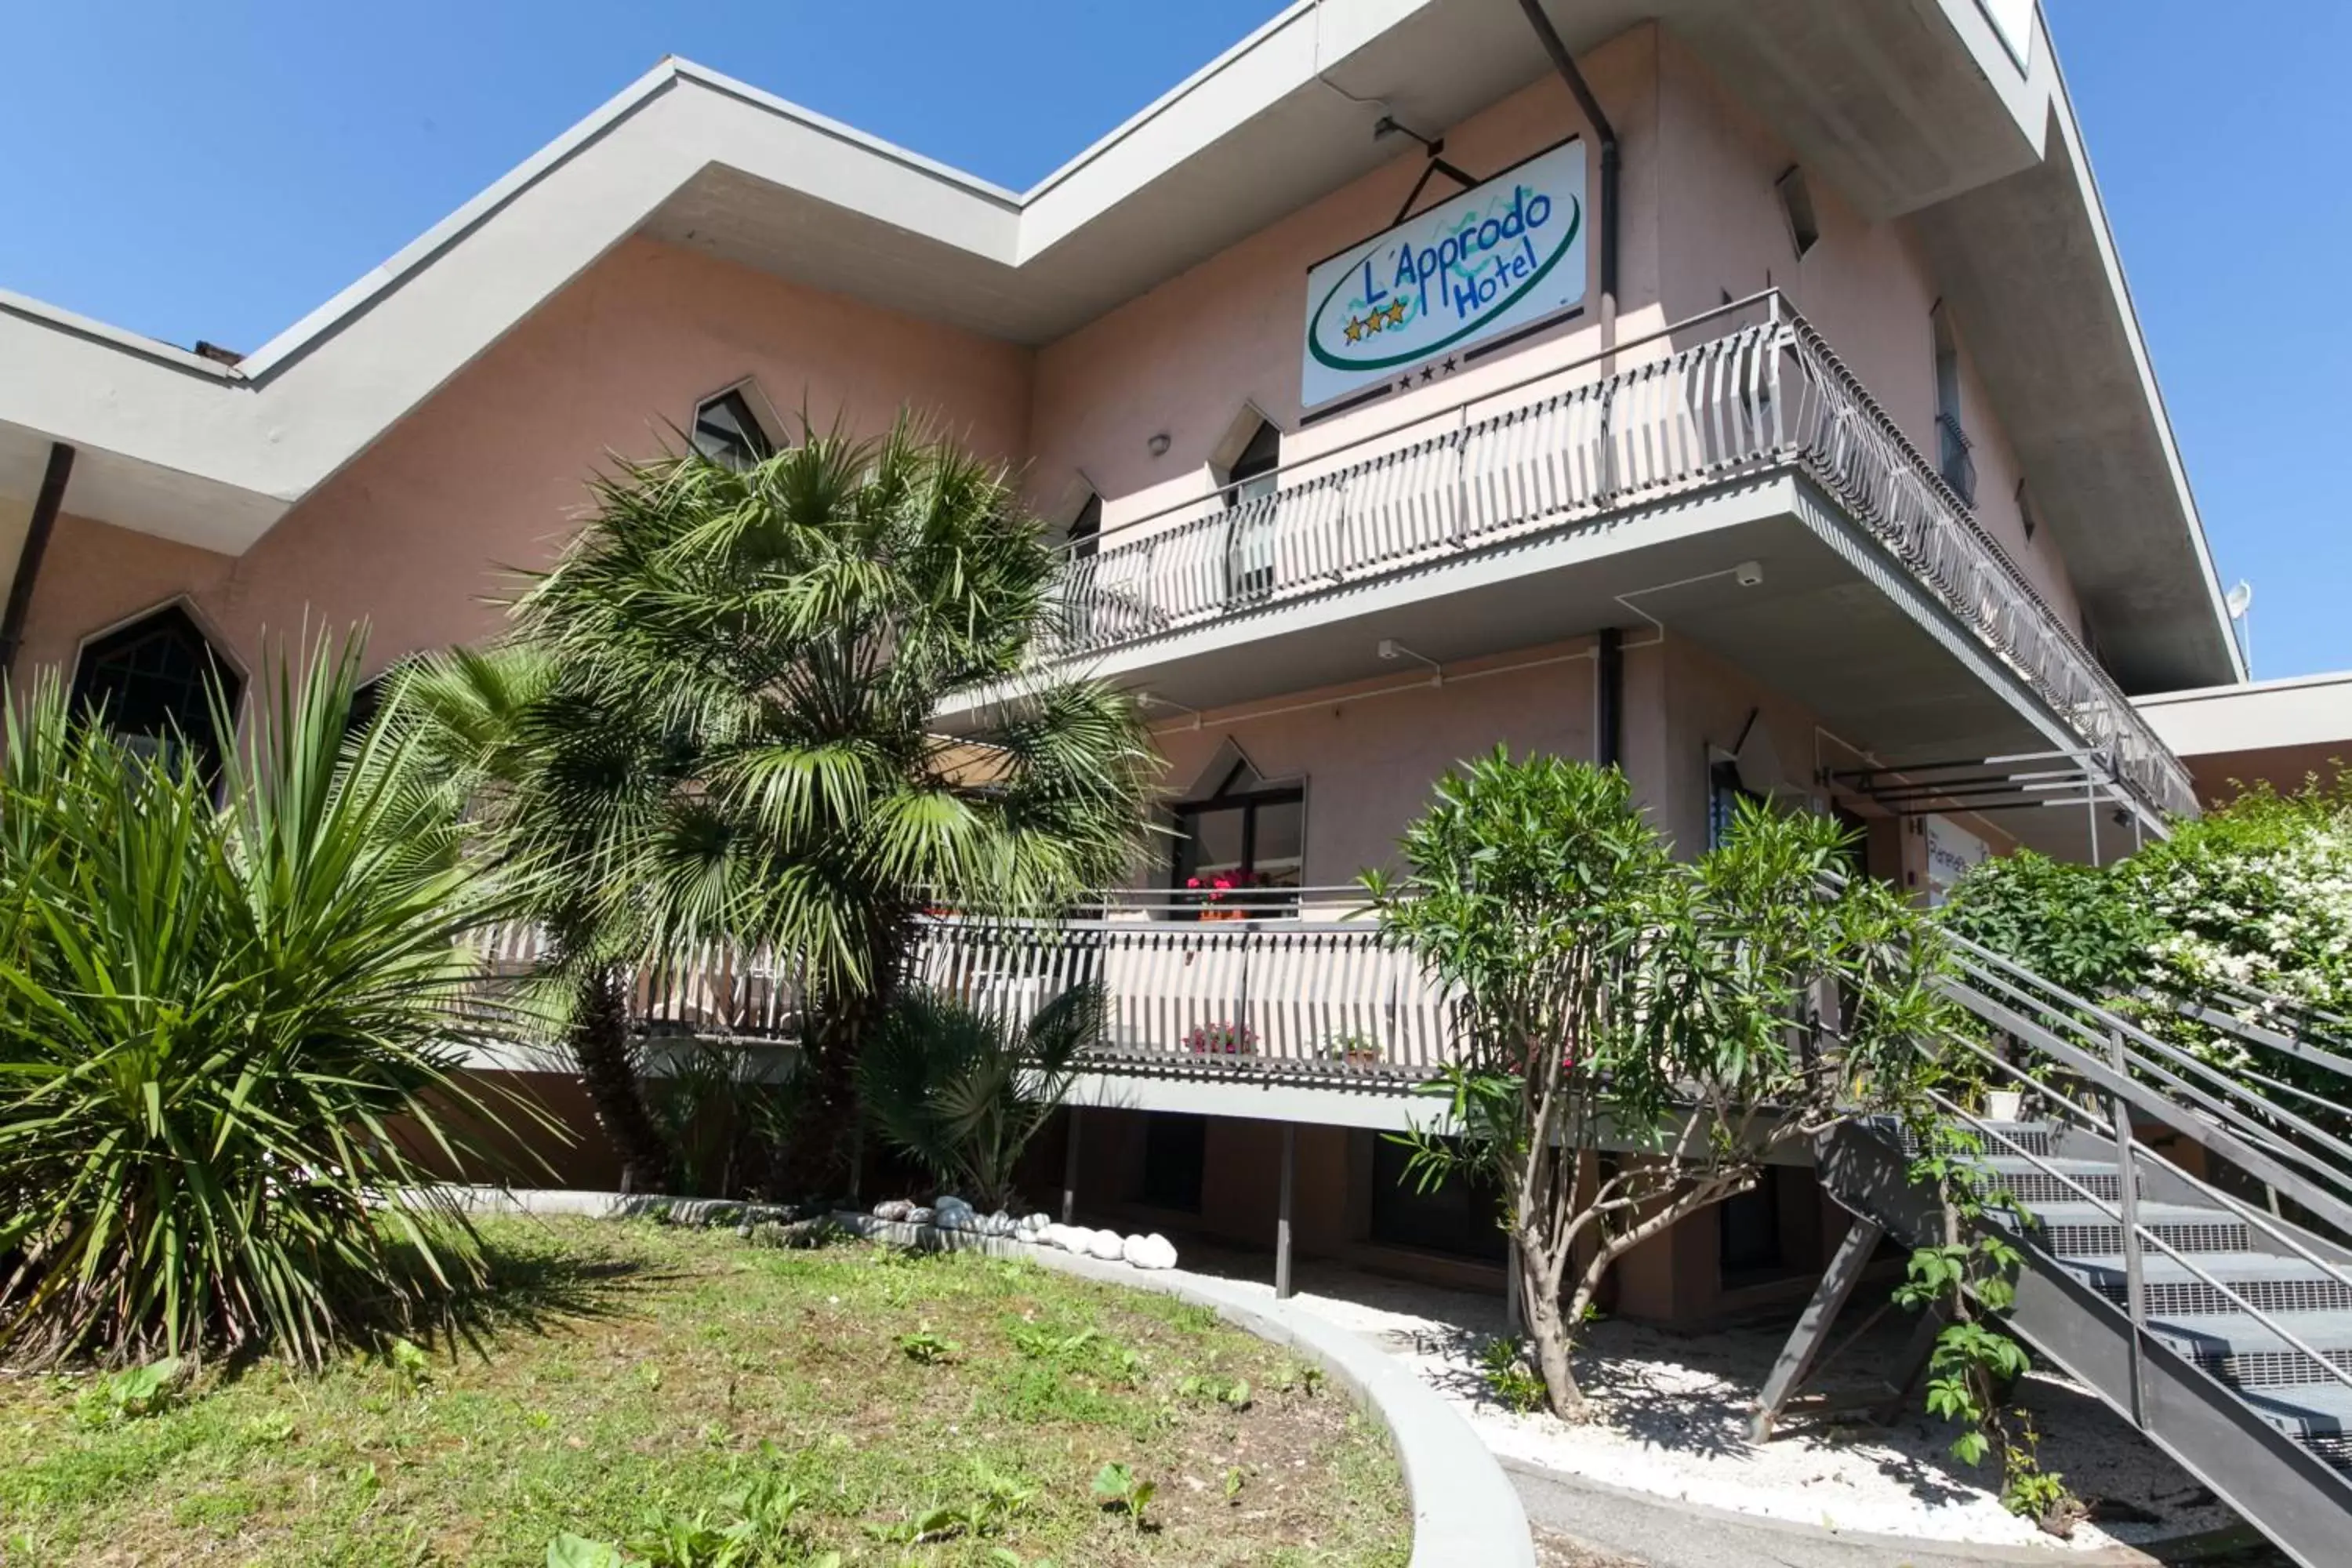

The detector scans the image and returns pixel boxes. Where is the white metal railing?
[907,912,1459,1083]
[1046,292,2196,821]
[479,923,808,1041]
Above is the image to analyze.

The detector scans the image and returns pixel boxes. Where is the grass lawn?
[0,1217,1410,1566]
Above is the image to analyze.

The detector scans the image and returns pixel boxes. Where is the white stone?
[1017,1212,1051,1235]
[873,1199,912,1221]
[1124,1232,1178,1270]
[1085,1229,1126,1261]
[902,1206,933,1226]
[932,1195,975,1230]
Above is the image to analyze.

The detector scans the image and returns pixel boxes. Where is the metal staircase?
[1770,927,2352,1566]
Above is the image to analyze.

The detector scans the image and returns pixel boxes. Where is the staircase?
[1786,928,2352,1566]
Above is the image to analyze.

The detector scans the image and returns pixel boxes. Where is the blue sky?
[2,2,2342,682]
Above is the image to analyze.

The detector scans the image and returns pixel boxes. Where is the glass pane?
[1187,806,1247,879]
[1253,799,1303,887]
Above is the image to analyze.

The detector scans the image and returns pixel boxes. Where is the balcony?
[1045,294,2195,822]
[908,896,1454,1091]
[478,902,1459,1093]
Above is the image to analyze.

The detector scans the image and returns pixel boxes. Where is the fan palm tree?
[400,416,1157,1192]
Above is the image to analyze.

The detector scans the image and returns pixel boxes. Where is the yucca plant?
[857,982,1104,1212]
[0,635,551,1367]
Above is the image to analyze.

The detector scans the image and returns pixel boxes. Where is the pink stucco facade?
[17,237,1034,684]
[7,22,2109,1318]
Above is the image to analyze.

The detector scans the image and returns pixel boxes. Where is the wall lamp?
[1147,432,1171,458]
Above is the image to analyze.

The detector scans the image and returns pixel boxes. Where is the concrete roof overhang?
[0,0,2237,691]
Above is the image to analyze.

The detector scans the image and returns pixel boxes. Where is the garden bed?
[0,1217,1410,1566]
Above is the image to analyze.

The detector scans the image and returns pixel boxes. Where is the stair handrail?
[1939,927,2352,1197]
[1952,949,2352,1202]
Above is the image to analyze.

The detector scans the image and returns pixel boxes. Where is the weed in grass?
[71,1357,185,1428]
[896,1326,960,1365]
[1175,1374,1252,1411]
[386,1337,432,1396]
[240,1410,297,1445]
[1091,1461,1157,1529]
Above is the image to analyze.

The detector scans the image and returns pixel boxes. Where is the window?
[1223,418,1281,604]
[1067,492,1103,558]
[690,388,773,470]
[1170,753,1304,914]
[1370,1134,1508,1261]
[1775,166,1820,259]
[1133,1113,1207,1212]
[1060,492,1105,647]
[1931,307,1975,506]
[1708,759,1763,851]
[1719,1166,1787,1279]
[69,603,241,782]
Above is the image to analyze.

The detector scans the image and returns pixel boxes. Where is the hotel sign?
[1301,139,1588,406]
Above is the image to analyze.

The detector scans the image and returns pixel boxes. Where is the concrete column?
[1276,1122,1297,1299]
[1062,1105,1082,1224]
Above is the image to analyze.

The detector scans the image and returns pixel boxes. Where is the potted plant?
[1187,1020,1258,1057]
[1185,870,1259,922]
[1322,1032,1382,1069]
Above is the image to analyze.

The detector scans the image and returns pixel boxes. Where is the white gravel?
[1194,1254,2234,1552]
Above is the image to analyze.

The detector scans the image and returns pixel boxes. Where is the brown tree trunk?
[571,967,674,1193]
[778,915,908,1200]
[1522,1247,1586,1419]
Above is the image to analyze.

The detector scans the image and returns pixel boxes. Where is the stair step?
[2030,1201,2251,1257]
[2150,1311,2352,1389]
[1907,1120,2056,1159]
[2233,1381,2352,1471]
[2070,1252,2352,1318]
[1976,1156,2130,1207]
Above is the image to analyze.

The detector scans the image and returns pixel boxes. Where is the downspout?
[1597,626,1624,770]
[0,442,74,677]
[1515,0,1619,354]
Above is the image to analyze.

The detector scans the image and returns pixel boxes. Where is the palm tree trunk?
[571,967,673,1192]
[781,913,909,1199]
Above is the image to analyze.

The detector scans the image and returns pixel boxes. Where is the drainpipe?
[1515,0,1619,352]
[1597,626,1624,770]
[0,442,74,677]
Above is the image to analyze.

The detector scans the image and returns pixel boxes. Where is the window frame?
[1167,756,1305,917]
[688,385,777,470]
[67,598,245,784]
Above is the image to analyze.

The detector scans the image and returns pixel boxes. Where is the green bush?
[0,638,550,1367]
[856,982,1102,1212]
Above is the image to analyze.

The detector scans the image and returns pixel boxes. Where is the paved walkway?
[1508,1457,2183,1568]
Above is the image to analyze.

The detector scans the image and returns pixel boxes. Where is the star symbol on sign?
[1363,310,1383,335]
[1442,356,1458,373]
[1420,365,1435,383]
[1386,299,1409,328]
[1343,316,1365,343]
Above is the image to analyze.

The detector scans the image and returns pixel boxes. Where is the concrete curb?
[453,1189,1535,1568]
[829,1213,1534,1568]
[1502,1455,2212,1566]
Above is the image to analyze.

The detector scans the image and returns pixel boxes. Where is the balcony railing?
[908,906,1457,1084]
[478,903,1461,1084]
[1048,292,2196,820]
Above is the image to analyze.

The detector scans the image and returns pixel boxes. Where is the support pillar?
[1874,1301,1947,1425]
[0,441,74,676]
[1276,1122,1297,1299]
[1751,1216,1883,1441]
[1062,1106,1082,1225]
